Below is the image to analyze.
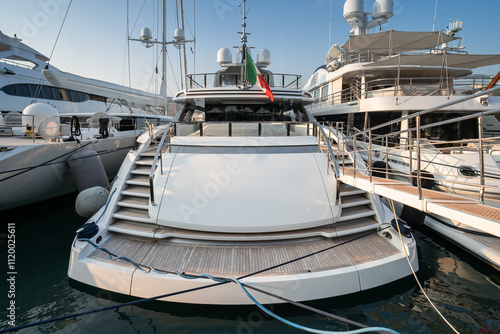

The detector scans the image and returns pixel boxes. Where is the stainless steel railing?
[338,86,500,203]
[148,122,173,206]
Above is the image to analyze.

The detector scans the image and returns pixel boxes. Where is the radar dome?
[217,48,232,65]
[372,0,393,20]
[174,28,185,41]
[343,0,365,20]
[22,103,60,133]
[256,49,271,67]
[141,27,153,41]
[325,44,342,64]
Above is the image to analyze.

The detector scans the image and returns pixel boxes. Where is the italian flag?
[245,49,274,101]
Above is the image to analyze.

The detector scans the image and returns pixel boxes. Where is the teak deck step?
[107,216,380,241]
[122,185,150,198]
[89,232,399,276]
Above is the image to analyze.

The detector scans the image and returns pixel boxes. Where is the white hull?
[424,214,500,270]
[0,132,138,210]
[68,237,417,305]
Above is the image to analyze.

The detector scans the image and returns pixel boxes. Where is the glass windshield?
[205,104,293,122]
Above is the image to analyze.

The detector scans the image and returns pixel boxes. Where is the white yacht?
[304,0,500,203]
[304,0,500,269]
[67,9,418,305]
[0,31,170,210]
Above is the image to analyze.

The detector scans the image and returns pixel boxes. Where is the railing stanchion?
[258,122,262,136]
[385,136,389,179]
[368,129,372,183]
[353,135,357,179]
[478,116,485,203]
[408,123,412,181]
[229,122,232,136]
[416,115,422,200]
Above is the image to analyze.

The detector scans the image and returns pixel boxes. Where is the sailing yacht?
[304,0,500,203]
[304,0,500,269]
[67,2,418,305]
[0,31,170,211]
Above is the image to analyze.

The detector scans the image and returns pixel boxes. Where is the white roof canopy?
[362,53,500,69]
[342,30,459,53]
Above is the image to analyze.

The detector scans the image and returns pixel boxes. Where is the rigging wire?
[32,0,73,103]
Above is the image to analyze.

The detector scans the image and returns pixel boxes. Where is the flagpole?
[240,0,248,88]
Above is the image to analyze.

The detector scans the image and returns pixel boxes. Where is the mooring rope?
[387,199,460,334]
[1,227,400,333]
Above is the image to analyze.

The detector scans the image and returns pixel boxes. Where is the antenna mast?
[239,0,249,88]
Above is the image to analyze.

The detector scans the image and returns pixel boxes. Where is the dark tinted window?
[0,84,87,102]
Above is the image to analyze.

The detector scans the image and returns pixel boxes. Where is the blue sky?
[2,0,500,97]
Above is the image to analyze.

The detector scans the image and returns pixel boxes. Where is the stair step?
[132,164,152,174]
[135,159,154,166]
[338,206,375,222]
[109,220,158,238]
[341,196,371,208]
[126,179,149,186]
[340,186,366,197]
[128,174,149,183]
[113,208,152,224]
[332,217,379,236]
[122,185,150,198]
[117,196,149,210]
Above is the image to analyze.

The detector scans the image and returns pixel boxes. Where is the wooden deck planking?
[88,233,400,277]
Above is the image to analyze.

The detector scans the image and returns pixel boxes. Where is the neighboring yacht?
[67,5,418,305]
[304,0,500,269]
[304,0,500,203]
[0,31,170,210]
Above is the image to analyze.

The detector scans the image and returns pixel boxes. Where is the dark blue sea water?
[1,193,499,334]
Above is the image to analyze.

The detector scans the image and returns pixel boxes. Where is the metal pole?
[385,136,389,179]
[478,116,485,202]
[368,129,372,183]
[416,115,422,199]
[353,135,357,179]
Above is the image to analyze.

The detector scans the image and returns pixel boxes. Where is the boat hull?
[68,231,418,305]
[0,133,137,211]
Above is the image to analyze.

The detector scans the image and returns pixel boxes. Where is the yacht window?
[313,89,320,100]
[0,84,88,102]
[321,85,328,101]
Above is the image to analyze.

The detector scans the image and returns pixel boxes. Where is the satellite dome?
[22,103,60,133]
[372,0,394,20]
[217,48,232,65]
[343,0,365,20]
[141,27,153,41]
[256,49,271,67]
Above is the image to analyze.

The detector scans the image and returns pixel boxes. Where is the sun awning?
[361,53,500,69]
[342,30,459,53]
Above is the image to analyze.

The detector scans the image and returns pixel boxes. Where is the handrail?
[344,86,500,141]
[317,122,340,178]
[148,121,173,206]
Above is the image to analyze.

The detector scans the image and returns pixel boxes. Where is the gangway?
[316,88,500,268]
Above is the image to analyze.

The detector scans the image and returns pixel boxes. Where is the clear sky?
[2,0,500,97]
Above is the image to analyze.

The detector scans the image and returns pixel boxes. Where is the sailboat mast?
[162,0,167,99]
